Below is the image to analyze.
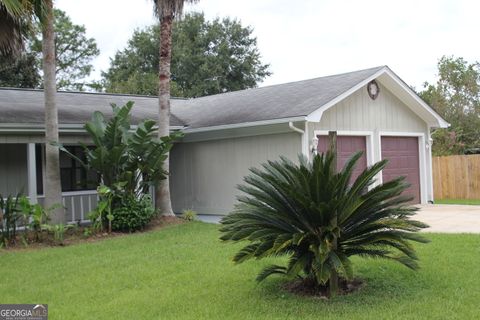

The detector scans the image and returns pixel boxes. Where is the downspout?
[288,121,304,135]
[289,121,309,158]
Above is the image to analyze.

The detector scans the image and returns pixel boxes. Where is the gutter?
[0,123,185,134]
[183,116,306,134]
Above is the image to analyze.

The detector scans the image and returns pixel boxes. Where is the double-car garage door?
[317,135,421,203]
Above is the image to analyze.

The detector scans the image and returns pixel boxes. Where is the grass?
[1,222,479,319]
[435,198,480,205]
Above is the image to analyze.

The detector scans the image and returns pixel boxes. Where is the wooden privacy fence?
[433,154,480,200]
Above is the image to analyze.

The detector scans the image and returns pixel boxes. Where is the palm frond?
[153,0,199,19]
[220,150,428,290]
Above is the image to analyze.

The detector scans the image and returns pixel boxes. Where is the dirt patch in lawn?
[283,277,364,299]
[1,216,185,252]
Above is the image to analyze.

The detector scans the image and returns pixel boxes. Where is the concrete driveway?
[199,205,480,233]
[416,204,480,233]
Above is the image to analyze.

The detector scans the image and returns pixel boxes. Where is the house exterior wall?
[307,84,433,203]
[170,132,302,215]
[0,144,28,195]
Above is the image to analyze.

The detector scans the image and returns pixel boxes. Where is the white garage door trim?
[378,131,427,204]
[314,130,375,167]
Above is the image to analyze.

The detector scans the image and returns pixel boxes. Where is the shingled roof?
[0,66,385,129]
[173,66,384,128]
[0,88,187,127]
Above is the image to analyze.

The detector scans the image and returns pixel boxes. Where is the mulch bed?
[0,216,186,252]
[283,277,364,299]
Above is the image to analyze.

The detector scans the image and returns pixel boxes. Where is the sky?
[55,0,480,90]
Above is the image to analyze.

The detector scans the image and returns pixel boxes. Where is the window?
[35,144,43,195]
[59,146,99,192]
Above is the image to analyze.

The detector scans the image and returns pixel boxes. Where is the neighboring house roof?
[0,66,448,133]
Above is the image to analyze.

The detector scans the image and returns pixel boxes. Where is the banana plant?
[54,101,182,202]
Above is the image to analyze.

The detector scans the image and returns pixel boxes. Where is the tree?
[0,51,41,88]
[420,56,480,155]
[42,0,63,223]
[102,12,271,98]
[153,0,198,216]
[0,0,45,56]
[220,152,428,297]
[0,0,63,223]
[0,9,99,90]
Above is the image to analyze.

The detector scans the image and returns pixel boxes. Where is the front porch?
[0,143,98,223]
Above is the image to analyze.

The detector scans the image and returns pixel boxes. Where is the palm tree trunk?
[155,8,175,216]
[42,0,64,223]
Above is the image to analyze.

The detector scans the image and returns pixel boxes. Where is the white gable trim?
[306,67,449,129]
[306,68,386,123]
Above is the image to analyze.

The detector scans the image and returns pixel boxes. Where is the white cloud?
[55,0,480,89]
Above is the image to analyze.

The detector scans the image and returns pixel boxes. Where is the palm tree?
[153,0,198,216]
[42,0,63,223]
[0,0,63,223]
[220,152,428,297]
[0,0,45,56]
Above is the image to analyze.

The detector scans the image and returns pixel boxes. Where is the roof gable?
[306,66,448,128]
[173,66,385,129]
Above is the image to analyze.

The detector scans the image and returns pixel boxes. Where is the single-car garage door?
[317,135,367,181]
[381,136,421,203]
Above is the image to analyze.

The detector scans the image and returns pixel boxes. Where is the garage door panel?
[317,135,367,181]
[381,136,420,203]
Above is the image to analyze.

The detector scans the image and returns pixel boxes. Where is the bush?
[220,152,429,296]
[0,194,21,247]
[181,209,197,221]
[111,195,155,232]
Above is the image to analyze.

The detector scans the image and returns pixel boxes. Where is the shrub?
[18,196,50,241]
[0,194,22,247]
[111,195,155,232]
[181,209,197,221]
[42,223,76,245]
[55,102,182,233]
[220,152,428,296]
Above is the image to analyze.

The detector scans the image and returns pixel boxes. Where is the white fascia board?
[0,123,184,134]
[305,68,388,122]
[381,68,449,128]
[183,117,306,134]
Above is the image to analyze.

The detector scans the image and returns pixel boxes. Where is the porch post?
[27,143,38,204]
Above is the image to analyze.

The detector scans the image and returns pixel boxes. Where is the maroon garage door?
[381,136,421,203]
[317,135,367,181]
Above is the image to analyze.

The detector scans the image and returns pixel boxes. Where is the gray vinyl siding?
[311,83,426,132]
[0,144,27,196]
[307,84,429,152]
[170,132,302,215]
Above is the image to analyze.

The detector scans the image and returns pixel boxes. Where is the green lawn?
[1,223,479,319]
[435,199,480,205]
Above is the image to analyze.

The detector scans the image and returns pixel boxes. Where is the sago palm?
[220,152,428,296]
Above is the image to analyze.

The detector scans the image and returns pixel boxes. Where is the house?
[0,66,448,221]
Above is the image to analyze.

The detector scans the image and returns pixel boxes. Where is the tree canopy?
[0,8,99,90]
[101,12,271,98]
[419,56,480,155]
